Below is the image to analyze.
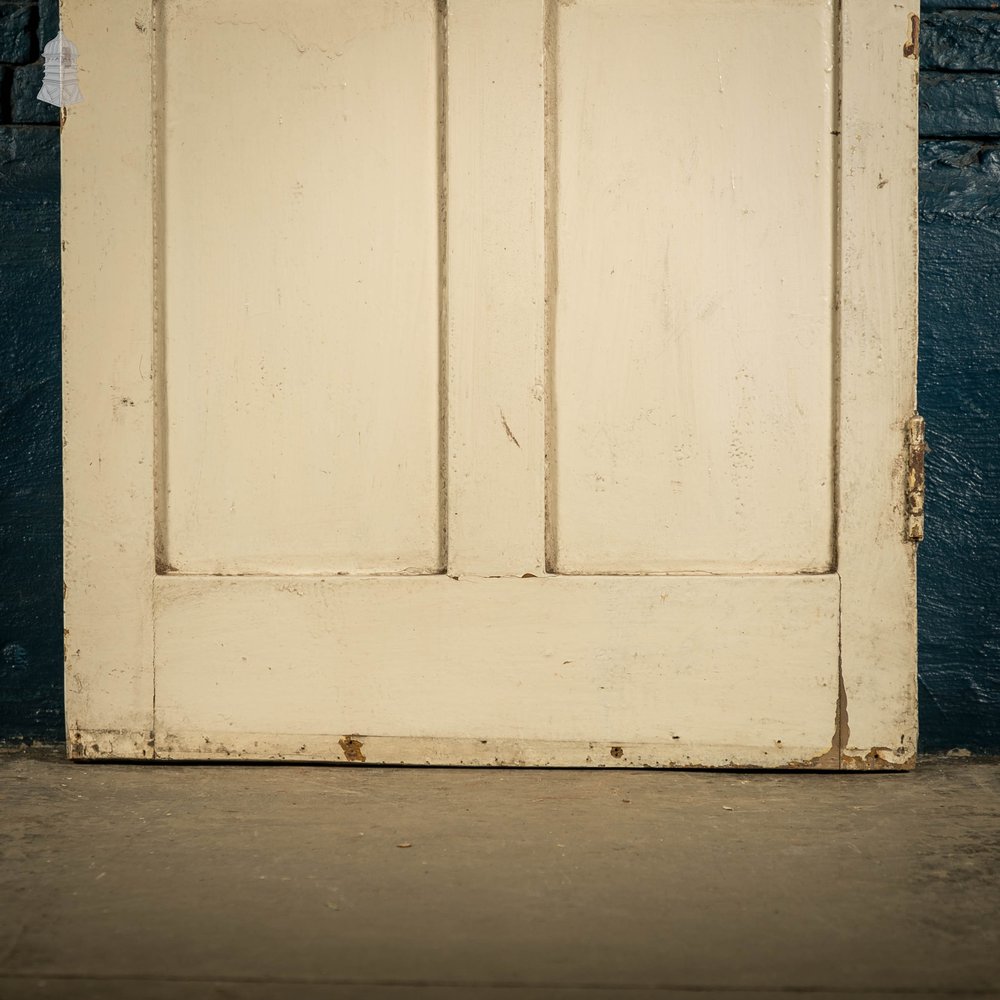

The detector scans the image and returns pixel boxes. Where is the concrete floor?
[0,751,998,1000]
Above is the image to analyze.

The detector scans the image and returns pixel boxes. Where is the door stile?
[836,0,919,769]
[62,0,157,758]
[445,0,547,578]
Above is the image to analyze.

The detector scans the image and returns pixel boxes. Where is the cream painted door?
[62,0,919,769]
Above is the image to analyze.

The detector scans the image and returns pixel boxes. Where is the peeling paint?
[339,735,366,763]
[785,671,849,769]
[842,746,916,771]
[904,13,920,59]
[66,728,156,759]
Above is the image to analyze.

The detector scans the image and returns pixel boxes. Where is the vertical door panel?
[160,0,442,575]
[551,0,836,574]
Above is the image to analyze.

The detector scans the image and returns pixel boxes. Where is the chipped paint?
[339,735,366,763]
[146,731,866,770]
[67,728,153,759]
[789,671,915,771]
[842,746,917,771]
[788,672,847,770]
[904,13,920,59]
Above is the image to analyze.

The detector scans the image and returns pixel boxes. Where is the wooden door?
[62,0,919,769]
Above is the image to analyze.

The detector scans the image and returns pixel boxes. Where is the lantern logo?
[37,31,84,108]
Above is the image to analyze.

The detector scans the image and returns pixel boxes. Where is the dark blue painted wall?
[919,4,1000,752]
[1,2,998,750]
[0,0,62,745]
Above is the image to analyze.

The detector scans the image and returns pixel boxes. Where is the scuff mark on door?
[499,409,521,448]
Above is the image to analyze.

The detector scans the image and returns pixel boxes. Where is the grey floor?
[1,750,998,1000]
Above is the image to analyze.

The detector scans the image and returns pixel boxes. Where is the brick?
[0,4,34,64]
[921,0,999,10]
[0,124,59,194]
[919,140,1000,217]
[11,62,58,125]
[921,73,1000,138]
[0,66,9,126]
[36,0,56,51]
[922,11,1000,71]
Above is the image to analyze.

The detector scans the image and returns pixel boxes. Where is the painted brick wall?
[919,2,1000,751]
[0,0,62,744]
[0,2,998,751]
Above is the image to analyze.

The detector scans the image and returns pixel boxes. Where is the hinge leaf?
[905,413,926,543]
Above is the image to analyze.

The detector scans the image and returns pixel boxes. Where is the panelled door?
[62,0,919,768]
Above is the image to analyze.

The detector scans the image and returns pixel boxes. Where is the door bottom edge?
[119,731,851,770]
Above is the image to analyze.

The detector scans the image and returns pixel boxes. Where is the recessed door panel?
[160,0,442,575]
[552,0,835,574]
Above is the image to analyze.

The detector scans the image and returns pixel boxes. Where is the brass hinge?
[905,413,927,543]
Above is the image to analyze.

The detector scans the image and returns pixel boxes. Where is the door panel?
[154,574,838,765]
[160,0,443,575]
[552,0,835,574]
